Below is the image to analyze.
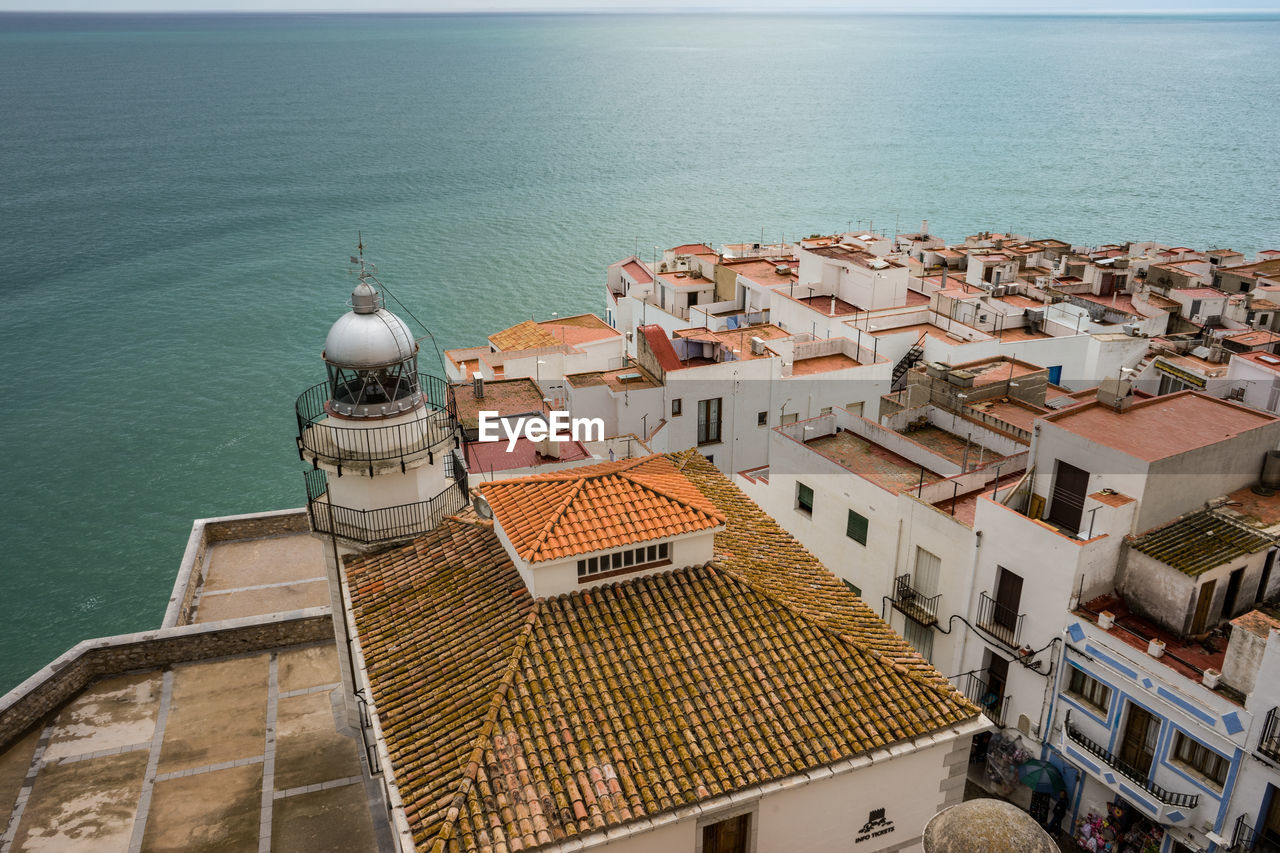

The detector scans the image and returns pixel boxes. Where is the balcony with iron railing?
[304,464,469,546]
[1259,707,1280,762]
[1230,812,1280,852]
[976,590,1025,648]
[892,574,941,626]
[1064,712,1199,811]
[295,373,458,475]
[951,671,1010,727]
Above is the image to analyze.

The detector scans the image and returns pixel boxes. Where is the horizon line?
[4,7,1280,13]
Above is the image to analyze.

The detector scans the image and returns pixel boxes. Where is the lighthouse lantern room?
[294,261,466,547]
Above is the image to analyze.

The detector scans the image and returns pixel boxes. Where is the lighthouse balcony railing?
[304,472,470,546]
[295,374,458,472]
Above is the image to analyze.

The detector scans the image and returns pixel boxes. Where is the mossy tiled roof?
[346,451,979,852]
[489,320,561,352]
[1130,509,1275,576]
[479,455,725,563]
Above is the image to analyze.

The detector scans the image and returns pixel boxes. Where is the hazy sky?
[3,0,1278,13]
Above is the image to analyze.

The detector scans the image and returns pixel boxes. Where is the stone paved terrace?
[1,518,389,852]
[187,535,330,625]
[1,644,378,852]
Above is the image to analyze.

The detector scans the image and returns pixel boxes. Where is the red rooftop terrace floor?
[1078,594,1238,704]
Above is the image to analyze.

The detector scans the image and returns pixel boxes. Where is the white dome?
[324,308,417,368]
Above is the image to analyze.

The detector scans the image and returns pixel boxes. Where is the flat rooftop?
[932,471,1023,527]
[0,522,384,851]
[1042,390,1279,462]
[791,352,860,375]
[453,377,546,432]
[0,646,377,852]
[805,432,942,493]
[566,363,662,392]
[189,535,330,624]
[1078,595,1234,701]
[674,323,790,361]
[900,425,1005,468]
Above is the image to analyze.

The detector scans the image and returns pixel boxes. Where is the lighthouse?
[294,262,466,548]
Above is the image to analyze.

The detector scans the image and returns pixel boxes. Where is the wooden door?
[703,813,750,853]
[1192,580,1217,635]
[995,568,1024,632]
[1262,784,1280,845]
[1222,567,1244,619]
[1048,460,1089,534]
[1119,704,1159,777]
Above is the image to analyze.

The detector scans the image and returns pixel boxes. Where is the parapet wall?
[0,608,332,752]
[164,508,310,629]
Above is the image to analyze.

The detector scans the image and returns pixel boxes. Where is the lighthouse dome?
[324,292,417,369]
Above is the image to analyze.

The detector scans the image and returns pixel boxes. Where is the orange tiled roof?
[489,320,561,352]
[479,455,725,563]
[346,451,979,852]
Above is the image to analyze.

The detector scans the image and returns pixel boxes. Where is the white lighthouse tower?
[295,260,466,548]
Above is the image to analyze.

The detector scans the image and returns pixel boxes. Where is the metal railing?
[892,574,941,626]
[295,373,458,475]
[305,473,470,546]
[1064,712,1199,809]
[1229,813,1280,852]
[977,590,1025,648]
[1259,707,1280,762]
[952,671,1010,727]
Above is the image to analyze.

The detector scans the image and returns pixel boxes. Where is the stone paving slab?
[42,672,161,763]
[275,645,339,695]
[140,763,263,853]
[271,784,375,853]
[156,656,267,775]
[10,749,147,852]
[272,692,361,794]
[194,582,330,625]
[202,537,326,592]
[0,728,40,822]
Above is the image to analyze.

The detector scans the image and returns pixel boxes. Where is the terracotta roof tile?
[346,452,979,852]
[490,320,561,352]
[479,455,725,563]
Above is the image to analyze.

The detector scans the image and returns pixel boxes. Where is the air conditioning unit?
[749,336,766,356]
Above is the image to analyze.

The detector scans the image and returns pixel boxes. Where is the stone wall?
[0,609,332,751]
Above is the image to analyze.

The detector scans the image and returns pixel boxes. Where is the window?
[671,398,682,417]
[846,509,868,544]
[914,547,940,595]
[701,812,751,853]
[697,398,722,445]
[843,580,862,598]
[820,406,833,416]
[1172,732,1228,787]
[576,542,671,579]
[757,411,767,427]
[1066,667,1111,714]
[796,482,814,516]
[903,617,934,662]
[1157,372,1192,396]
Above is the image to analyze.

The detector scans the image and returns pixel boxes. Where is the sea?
[1,11,1278,692]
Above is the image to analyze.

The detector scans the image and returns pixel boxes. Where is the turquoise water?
[1,12,1278,691]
